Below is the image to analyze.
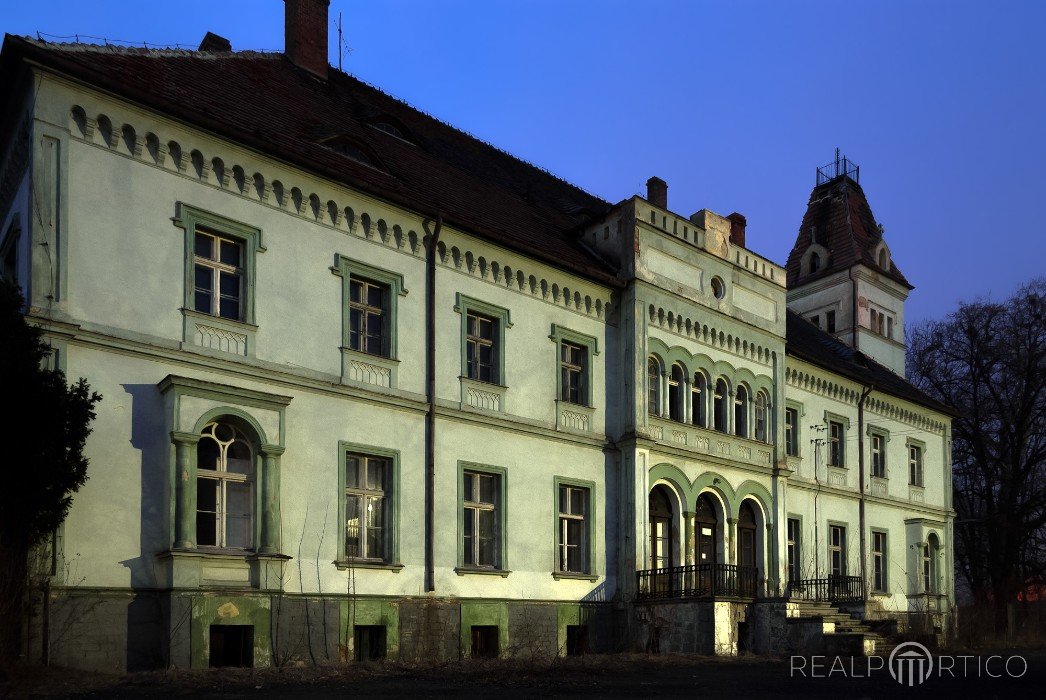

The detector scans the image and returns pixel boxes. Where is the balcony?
[635,563,759,601]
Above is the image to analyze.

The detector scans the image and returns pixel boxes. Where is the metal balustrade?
[788,575,865,602]
[635,563,759,601]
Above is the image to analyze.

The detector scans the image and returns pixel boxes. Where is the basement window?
[470,626,499,659]
[566,625,588,656]
[209,625,253,668]
[355,625,387,661]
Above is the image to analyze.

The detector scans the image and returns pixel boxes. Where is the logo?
[888,642,934,686]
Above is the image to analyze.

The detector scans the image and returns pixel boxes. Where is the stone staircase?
[793,600,895,656]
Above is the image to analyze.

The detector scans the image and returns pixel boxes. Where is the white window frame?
[196,421,255,550]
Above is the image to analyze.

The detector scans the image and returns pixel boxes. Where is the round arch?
[191,406,272,446]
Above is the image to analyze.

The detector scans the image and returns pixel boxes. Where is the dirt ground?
[3,650,1044,699]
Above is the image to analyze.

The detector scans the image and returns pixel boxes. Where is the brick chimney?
[646,176,667,209]
[285,0,330,79]
[727,212,747,248]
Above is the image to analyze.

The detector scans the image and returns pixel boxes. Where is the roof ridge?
[17,35,281,60]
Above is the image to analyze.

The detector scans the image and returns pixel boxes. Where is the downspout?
[424,214,442,593]
[857,384,873,599]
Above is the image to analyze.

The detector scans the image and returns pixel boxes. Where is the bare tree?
[908,277,1046,631]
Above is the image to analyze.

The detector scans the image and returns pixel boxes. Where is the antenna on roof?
[337,11,343,71]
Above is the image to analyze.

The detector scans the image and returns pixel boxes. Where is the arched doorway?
[694,493,719,596]
[738,501,759,596]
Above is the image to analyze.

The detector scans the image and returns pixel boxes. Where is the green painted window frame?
[173,202,265,326]
[870,527,889,592]
[827,520,849,576]
[868,425,890,479]
[784,401,803,458]
[331,254,407,361]
[906,438,926,487]
[786,513,803,583]
[454,294,512,386]
[824,410,850,468]
[336,441,401,568]
[456,461,509,574]
[552,476,597,579]
[549,325,599,407]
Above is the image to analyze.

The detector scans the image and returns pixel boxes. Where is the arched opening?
[878,247,889,270]
[924,533,940,594]
[648,486,675,570]
[668,364,685,422]
[647,357,661,417]
[738,501,759,593]
[809,251,821,274]
[695,494,718,566]
[691,372,707,428]
[196,419,257,549]
[734,385,749,438]
[713,378,728,432]
[754,391,768,442]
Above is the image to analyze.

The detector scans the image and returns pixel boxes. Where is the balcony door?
[649,486,674,570]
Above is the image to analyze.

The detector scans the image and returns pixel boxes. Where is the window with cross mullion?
[463,471,498,567]
[344,453,388,560]
[558,485,588,573]
[193,228,244,321]
[466,312,498,383]
[560,341,586,405]
[348,278,388,356]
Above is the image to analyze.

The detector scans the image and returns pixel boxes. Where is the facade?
[0,1,955,671]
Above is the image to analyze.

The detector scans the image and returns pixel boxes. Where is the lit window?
[557,485,589,573]
[344,453,389,560]
[463,471,499,568]
[196,421,255,549]
[193,229,244,321]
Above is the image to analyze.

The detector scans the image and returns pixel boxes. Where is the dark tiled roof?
[0,36,621,285]
[785,175,912,289]
[785,309,956,417]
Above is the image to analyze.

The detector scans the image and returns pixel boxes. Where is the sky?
[4,0,1044,323]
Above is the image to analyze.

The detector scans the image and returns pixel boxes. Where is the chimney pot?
[646,176,667,209]
[727,212,747,248]
[284,0,330,79]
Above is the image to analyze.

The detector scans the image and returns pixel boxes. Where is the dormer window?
[809,252,821,273]
[322,137,379,168]
[368,118,416,145]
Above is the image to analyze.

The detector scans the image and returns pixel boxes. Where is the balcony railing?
[788,575,865,603]
[636,563,759,601]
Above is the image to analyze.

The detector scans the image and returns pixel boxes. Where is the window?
[710,276,725,299]
[826,310,836,334]
[196,421,255,549]
[876,312,885,335]
[647,357,661,416]
[909,444,924,486]
[193,228,244,321]
[560,342,586,404]
[786,518,801,583]
[466,312,497,383]
[870,433,886,478]
[785,407,799,457]
[668,364,685,422]
[0,223,17,284]
[887,317,894,339]
[691,373,707,427]
[455,295,511,390]
[828,420,845,467]
[734,385,749,438]
[557,484,589,574]
[713,379,728,432]
[333,256,406,377]
[754,391,768,443]
[872,531,887,592]
[462,469,502,569]
[869,309,878,332]
[344,453,389,560]
[829,524,846,577]
[810,314,820,329]
[809,252,821,274]
[923,534,940,594]
[648,486,673,569]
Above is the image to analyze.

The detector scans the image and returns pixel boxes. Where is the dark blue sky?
[5,1,1044,322]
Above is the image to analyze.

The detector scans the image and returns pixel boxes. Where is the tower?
[785,154,912,377]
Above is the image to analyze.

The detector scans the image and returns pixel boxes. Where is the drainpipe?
[857,384,873,600]
[424,214,442,593]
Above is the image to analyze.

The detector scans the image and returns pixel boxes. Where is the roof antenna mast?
[337,11,343,72]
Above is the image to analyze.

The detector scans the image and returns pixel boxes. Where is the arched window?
[734,385,749,438]
[809,252,821,274]
[754,391,768,442]
[713,379,728,432]
[647,357,661,416]
[668,364,685,422]
[878,247,889,270]
[649,486,674,569]
[691,373,707,428]
[196,420,255,549]
[695,494,718,565]
[738,501,760,597]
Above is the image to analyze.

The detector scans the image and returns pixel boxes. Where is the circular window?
[711,276,725,299]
